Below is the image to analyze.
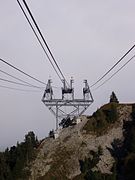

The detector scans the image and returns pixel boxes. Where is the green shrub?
[83,103,118,135]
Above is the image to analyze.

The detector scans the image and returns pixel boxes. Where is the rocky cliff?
[28,103,133,180]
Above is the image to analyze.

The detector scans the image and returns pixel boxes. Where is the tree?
[110,92,119,103]
[0,131,38,180]
[59,117,72,128]
[24,131,38,162]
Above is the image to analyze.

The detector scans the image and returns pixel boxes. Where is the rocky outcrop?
[29,104,132,180]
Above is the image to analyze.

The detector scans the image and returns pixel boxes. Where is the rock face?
[29,104,132,180]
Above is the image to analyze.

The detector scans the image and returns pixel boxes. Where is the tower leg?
[56,104,58,130]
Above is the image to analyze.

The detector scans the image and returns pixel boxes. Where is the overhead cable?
[0,69,44,89]
[0,77,43,88]
[0,58,46,85]
[0,84,41,92]
[22,0,67,83]
[17,0,63,82]
[91,44,135,87]
[17,0,69,86]
[95,54,135,90]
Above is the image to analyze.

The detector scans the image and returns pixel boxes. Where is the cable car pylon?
[42,78,94,130]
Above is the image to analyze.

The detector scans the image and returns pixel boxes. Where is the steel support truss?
[42,79,94,130]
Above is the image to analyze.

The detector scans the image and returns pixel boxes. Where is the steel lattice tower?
[42,78,94,130]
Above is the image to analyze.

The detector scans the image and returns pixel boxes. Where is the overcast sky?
[0,0,135,150]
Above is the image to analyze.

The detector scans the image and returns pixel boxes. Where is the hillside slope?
[28,103,133,180]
